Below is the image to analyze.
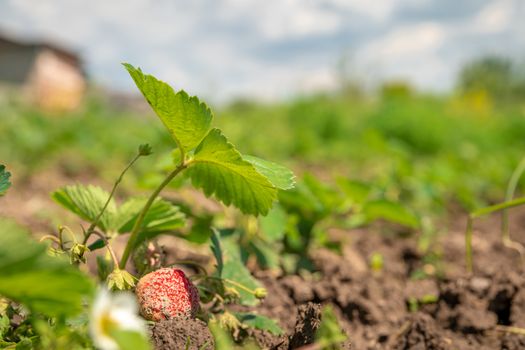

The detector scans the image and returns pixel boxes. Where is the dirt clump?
[151,318,213,350]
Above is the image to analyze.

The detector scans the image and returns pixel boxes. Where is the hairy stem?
[91,231,120,268]
[83,153,143,245]
[119,162,187,269]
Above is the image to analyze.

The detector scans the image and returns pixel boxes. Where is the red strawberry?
[136,268,200,321]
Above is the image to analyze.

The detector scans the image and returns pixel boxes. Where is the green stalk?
[471,196,525,218]
[502,158,525,237]
[465,196,525,273]
[83,153,143,244]
[119,162,187,269]
[501,156,525,257]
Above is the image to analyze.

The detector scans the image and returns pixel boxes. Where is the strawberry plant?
[0,61,298,348]
[38,63,294,346]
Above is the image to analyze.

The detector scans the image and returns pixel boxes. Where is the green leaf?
[336,178,371,205]
[222,259,262,306]
[210,229,223,275]
[243,155,295,190]
[0,219,94,317]
[117,198,185,248]
[259,205,287,242]
[123,63,212,152]
[209,320,235,350]
[52,185,115,232]
[216,233,263,306]
[186,216,213,244]
[0,165,11,196]
[303,174,344,213]
[362,200,419,228]
[250,240,280,270]
[188,129,278,216]
[234,313,283,336]
[116,197,185,246]
[315,306,347,349]
[111,329,152,350]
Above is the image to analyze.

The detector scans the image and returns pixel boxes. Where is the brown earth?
[3,172,525,349]
[151,207,525,349]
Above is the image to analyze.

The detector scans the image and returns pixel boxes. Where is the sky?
[0,0,524,102]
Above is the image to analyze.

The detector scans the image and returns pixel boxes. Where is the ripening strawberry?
[135,268,200,321]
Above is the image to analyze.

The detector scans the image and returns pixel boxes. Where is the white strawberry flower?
[90,288,148,350]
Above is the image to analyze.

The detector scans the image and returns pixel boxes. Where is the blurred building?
[0,33,85,112]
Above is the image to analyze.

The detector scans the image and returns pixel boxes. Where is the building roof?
[0,31,82,68]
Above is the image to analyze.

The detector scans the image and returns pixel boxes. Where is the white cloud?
[467,0,513,34]
[0,0,523,100]
[362,22,446,58]
[218,0,343,40]
[356,22,449,90]
[327,0,401,21]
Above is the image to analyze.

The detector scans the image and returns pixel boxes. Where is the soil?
[150,207,525,349]
[151,318,214,349]
[4,172,525,349]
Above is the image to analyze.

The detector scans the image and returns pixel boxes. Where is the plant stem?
[204,275,258,295]
[91,231,120,268]
[471,196,525,218]
[119,162,187,269]
[502,157,525,237]
[501,156,525,262]
[83,153,143,245]
[465,195,525,273]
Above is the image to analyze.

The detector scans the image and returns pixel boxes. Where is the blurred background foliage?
[2,55,525,208]
[2,54,525,274]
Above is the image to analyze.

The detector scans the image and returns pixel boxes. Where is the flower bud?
[254,287,267,299]
[138,144,153,156]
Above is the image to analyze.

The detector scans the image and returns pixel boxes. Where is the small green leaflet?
[52,184,116,231]
[116,197,185,245]
[234,313,283,335]
[0,165,11,196]
[0,219,94,317]
[188,129,277,216]
[53,185,185,243]
[123,63,212,152]
[243,155,295,190]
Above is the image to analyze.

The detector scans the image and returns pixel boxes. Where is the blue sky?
[0,0,523,102]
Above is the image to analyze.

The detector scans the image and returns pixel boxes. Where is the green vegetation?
[1,55,525,348]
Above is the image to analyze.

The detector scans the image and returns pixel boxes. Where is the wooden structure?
[0,34,86,112]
